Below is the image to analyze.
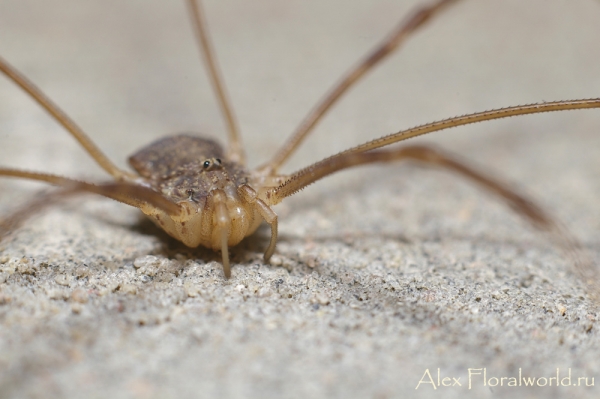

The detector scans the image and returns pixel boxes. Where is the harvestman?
[0,0,599,279]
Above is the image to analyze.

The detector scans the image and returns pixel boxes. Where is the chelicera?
[0,0,599,279]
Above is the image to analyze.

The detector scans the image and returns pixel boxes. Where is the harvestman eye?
[0,0,598,290]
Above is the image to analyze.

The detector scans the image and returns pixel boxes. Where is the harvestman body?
[0,0,599,280]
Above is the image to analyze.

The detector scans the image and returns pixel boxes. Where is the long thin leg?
[187,0,245,164]
[265,98,600,203]
[270,145,556,232]
[0,56,134,181]
[259,0,461,174]
[270,144,598,294]
[0,168,181,216]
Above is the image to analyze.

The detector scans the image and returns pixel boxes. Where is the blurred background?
[0,1,599,398]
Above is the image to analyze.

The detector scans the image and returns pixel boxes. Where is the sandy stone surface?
[0,1,600,398]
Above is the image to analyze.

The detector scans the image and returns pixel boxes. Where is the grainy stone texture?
[0,1,600,398]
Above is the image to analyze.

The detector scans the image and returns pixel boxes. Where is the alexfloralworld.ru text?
[415,368,594,390]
